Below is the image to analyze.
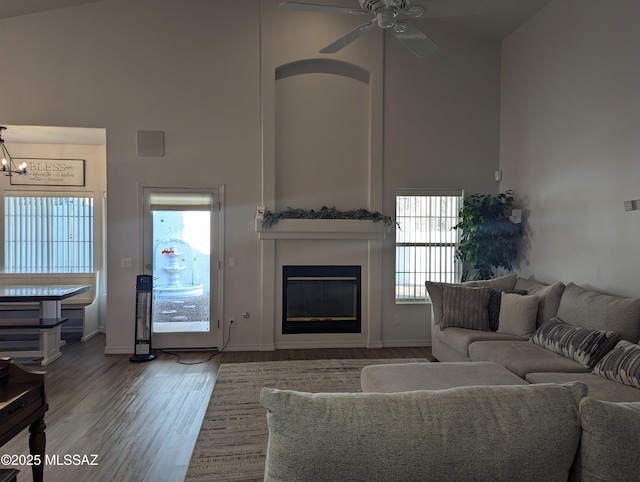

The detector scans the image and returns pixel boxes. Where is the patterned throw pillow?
[530,318,619,368]
[440,285,491,331]
[593,340,640,389]
[487,289,528,331]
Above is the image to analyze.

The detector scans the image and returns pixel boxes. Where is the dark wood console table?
[0,358,47,482]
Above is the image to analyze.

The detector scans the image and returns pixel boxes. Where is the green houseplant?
[454,191,522,280]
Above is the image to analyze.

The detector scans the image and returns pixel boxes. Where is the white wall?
[382,24,503,344]
[0,0,504,351]
[501,0,640,297]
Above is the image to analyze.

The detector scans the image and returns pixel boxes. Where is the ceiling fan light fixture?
[376,9,397,28]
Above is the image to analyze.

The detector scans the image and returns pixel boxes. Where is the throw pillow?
[497,292,539,336]
[593,340,640,389]
[425,280,454,326]
[575,398,640,481]
[440,285,491,331]
[426,274,517,327]
[487,289,528,331]
[513,278,566,328]
[531,318,620,369]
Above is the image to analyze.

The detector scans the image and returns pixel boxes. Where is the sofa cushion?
[438,327,527,358]
[593,340,640,389]
[469,340,590,378]
[575,398,640,481]
[361,362,528,392]
[530,318,619,369]
[260,382,585,482]
[440,285,491,331]
[465,273,518,291]
[426,274,517,326]
[432,334,473,362]
[556,282,640,342]
[498,292,539,336]
[525,372,640,402]
[513,278,565,327]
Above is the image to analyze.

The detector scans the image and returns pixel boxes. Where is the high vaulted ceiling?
[0,0,552,40]
[0,0,553,145]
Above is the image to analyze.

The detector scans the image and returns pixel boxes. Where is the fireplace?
[282,265,361,334]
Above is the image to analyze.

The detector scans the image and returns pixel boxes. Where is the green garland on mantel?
[261,206,397,230]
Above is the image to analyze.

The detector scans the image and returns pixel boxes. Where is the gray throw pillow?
[497,292,539,336]
[441,285,491,331]
[487,289,528,331]
[575,398,640,481]
[593,340,640,388]
[513,278,566,327]
[531,318,619,369]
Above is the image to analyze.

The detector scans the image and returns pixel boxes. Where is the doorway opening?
[142,187,223,349]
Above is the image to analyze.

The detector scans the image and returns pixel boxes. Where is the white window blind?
[395,189,462,303]
[4,192,94,273]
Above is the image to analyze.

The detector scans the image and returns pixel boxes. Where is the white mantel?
[255,218,389,240]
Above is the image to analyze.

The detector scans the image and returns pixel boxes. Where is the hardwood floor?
[1,334,433,482]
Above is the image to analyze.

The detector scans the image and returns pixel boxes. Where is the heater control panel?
[136,275,153,292]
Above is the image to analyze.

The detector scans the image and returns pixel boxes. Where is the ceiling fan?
[279,0,486,58]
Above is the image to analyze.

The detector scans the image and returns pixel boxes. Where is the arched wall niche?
[274,58,371,211]
[275,58,370,84]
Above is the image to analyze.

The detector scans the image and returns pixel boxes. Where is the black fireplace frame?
[282,265,362,334]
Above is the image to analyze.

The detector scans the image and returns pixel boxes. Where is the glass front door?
[142,188,221,349]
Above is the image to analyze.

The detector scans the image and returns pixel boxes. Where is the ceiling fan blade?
[279,2,369,15]
[420,0,487,19]
[319,21,375,53]
[393,21,439,58]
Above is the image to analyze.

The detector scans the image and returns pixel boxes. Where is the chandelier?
[0,126,27,176]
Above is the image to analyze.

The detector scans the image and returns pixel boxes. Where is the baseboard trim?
[104,345,133,355]
[381,338,431,348]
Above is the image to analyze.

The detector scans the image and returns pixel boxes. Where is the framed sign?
[10,158,85,186]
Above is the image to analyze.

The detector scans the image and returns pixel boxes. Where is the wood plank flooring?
[1,334,433,482]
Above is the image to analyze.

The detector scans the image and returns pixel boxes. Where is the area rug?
[185,358,427,481]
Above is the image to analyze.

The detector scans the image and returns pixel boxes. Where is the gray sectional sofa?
[428,273,640,401]
[262,380,640,481]
[259,274,640,481]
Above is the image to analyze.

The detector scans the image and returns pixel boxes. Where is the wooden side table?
[0,358,47,482]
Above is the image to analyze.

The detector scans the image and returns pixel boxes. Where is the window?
[4,192,94,273]
[395,189,462,303]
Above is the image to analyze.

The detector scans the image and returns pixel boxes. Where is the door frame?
[139,184,225,350]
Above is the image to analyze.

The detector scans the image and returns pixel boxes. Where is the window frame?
[395,188,463,304]
[3,190,96,273]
